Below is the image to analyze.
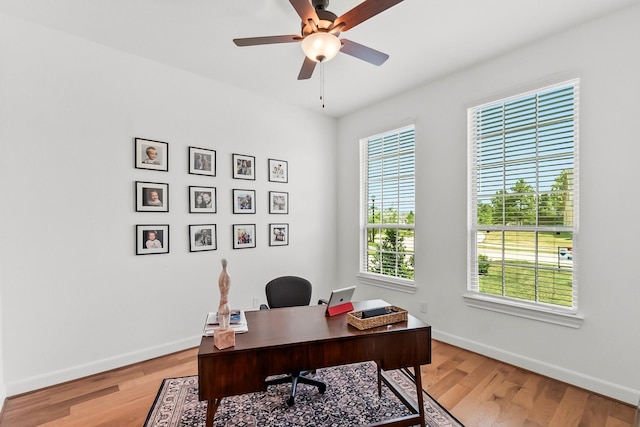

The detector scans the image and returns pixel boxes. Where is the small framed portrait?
[189,147,216,176]
[268,159,288,183]
[189,224,217,252]
[136,224,169,255]
[269,191,289,214]
[136,181,169,212]
[269,223,289,246]
[135,138,168,172]
[233,153,256,180]
[233,224,256,249]
[189,186,216,213]
[233,189,256,214]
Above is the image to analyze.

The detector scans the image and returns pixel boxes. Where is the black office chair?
[260,276,327,406]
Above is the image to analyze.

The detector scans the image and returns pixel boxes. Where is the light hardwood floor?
[0,340,635,426]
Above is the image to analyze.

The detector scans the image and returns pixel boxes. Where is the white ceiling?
[1,0,638,117]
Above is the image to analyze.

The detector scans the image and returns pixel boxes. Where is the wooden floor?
[0,340,636,426]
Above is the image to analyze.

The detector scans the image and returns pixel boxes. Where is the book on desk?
[206,310,243,325]
[202,310,248,336]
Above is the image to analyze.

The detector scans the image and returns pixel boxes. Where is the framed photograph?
[269,223,289,246]
[189,147,216,176]
[233,189,256,214]
[233,153,256,180]
[135,138,168,171]
[136,224,169,255]
[233,224,256,249]
[136,181,169,212]
[269,191,289,214]
[189,224,217,252]
[189,186,216,213]
[268,159,288,183]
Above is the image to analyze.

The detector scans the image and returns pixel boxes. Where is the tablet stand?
[326,302,354,317]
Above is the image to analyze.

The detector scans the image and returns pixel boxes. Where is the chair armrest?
[318,298,329,305]
[259,304,269,310]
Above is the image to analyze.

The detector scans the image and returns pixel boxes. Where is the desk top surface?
[199,299,430,357]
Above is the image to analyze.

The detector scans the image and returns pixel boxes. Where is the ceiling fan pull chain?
[320,61,325,108]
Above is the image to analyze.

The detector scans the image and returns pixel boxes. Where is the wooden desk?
[198,299,431,426]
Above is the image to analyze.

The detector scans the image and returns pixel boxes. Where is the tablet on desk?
[325,286,356,316]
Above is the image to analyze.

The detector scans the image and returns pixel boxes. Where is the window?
[468,80,579,317]
[360,125,415,289]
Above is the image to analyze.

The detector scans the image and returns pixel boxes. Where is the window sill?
[463,292,584,328]
[357,272,416,294]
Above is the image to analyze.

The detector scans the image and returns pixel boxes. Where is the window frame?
[466,80,583,327]
[358,125,416,292]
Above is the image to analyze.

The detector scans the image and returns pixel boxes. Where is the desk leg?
[206,398,220,427]
[414,365,426,427]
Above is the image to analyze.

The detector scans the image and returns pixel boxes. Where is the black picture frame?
[135,138,168,171]
[233,189,256,214]
[189,147,216,176]
[269,191,288,214]
[189,186,216,213]
[189,224,217,252]
[136,224,169,255]
[269,223,289,246]
[268,158,288,183]
[136,181,169,212]
[233,153,256,180]
[233,224,256,249]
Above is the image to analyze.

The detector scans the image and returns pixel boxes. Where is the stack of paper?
[206,310,242,325]
[202,310,248,336]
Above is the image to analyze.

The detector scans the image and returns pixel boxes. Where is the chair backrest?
[265,276,312,309]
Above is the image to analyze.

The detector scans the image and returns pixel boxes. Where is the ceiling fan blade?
[340,39,389,66]
[233,35,301,47]
[289,0,319,24]
[335,0,404,32]
[298,56,317,80]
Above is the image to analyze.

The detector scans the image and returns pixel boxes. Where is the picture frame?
[233,153,256,180]
[233,224,256,249]
[189,186,216,213]
[135,138,168,171]
[189,224,217,252]
[269,191,289,214]
[189,146,216,176]
[136,181,169,212]
[268,158,288,183]
[269,223,289,246]
[136,224,169,255]
[233,189,256,214]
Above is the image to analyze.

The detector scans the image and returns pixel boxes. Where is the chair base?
[266,370,327,406]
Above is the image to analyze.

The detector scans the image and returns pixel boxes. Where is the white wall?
[0,13,338,396]
[0,271,5,406]
[337,5,640,404]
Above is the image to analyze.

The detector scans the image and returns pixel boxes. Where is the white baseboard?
[0,387,6,420]
[5,335,201,397]
[433,329,640,406]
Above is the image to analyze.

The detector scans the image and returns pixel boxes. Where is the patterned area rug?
[145,362,462,427]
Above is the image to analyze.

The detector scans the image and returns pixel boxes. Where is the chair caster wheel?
[286,396,295,407]
[319,384,327,394]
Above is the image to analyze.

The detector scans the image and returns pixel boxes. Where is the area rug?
[144,362,463,427]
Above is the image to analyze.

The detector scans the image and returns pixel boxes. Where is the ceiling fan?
[233,0,404,80]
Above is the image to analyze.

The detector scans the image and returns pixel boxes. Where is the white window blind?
[468,80,579,313]
[360,125,415,286]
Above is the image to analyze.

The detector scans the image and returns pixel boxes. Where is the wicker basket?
[347,306,408,330]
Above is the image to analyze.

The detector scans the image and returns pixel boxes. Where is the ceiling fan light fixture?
[301,32,341,63]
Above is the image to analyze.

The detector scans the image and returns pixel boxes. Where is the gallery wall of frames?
[133,137,289,255]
